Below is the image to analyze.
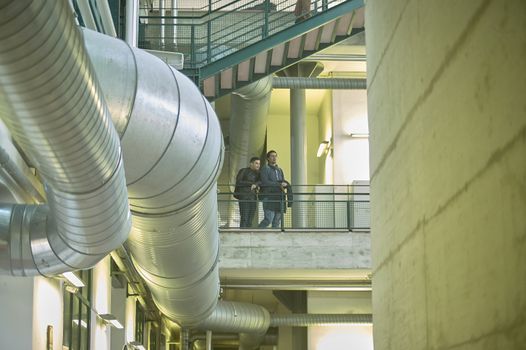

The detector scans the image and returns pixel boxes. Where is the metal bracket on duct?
[0,0,131,276]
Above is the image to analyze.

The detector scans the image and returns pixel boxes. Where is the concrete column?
[290,89,308,228]
[367,0,526,349]
[125,0,138,47]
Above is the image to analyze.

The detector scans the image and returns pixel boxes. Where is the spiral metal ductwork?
[83,29,279,347]
[0,0,131,276]
[196,301,270,350]
[272,77,367,90]
[270,313,373,327]
[83,28,223,325]
[228,77,273,183]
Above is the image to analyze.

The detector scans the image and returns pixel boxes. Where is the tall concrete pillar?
[290,89,308,228]
[367,0,526,349]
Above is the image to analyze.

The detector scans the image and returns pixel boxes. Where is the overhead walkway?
[138,0,365,100]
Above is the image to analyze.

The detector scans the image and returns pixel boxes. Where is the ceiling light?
[62,272,85,287]
[99,314,124,329]
[349,133,369,138]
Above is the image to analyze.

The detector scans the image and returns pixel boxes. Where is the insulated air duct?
[228,77,273,183]
[272,77,367,90]
[0,0,131,276]
[270,313,373,326]
[84,29,272,348]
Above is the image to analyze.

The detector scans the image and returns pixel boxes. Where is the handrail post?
[263,0,269,38]
[281,193,285,232]
[191,24,196,66]
[347,199,351,231]
[207,0,212,64]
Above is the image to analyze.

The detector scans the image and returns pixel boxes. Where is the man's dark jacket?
[259,164,290,211]
[235,167,260,200]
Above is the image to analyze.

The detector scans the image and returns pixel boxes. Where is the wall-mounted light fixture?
[73,319,88,328]
[62,272,85,288]
[349,133,369,138]
[317,140,331,158]
[99,314,124,329]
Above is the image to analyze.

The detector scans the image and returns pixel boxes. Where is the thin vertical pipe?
[125,0,138,46]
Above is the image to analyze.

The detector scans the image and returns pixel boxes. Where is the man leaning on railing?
[258,150,290,228]
[234,157,261,228]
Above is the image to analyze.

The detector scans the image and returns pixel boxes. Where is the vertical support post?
[281,192,285,232]
[180,328,189,350]
[207,0,212,64]
[205,330,212,350]
[160,0,166,48]
[347,199,351,231]
[125,0,138,47]
[263,0,269,38]
[190,25,196,66]
[290,89,307,228]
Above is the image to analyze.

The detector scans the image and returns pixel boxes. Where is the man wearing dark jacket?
[235,157,261,228]
[258,150,289,228]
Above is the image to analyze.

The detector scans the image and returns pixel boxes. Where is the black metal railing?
[217,184,370,231]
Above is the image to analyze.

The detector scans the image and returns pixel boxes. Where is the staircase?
[139,0,365,100]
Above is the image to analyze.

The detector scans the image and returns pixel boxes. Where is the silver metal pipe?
[270,313,373,327]
[229,78,273,184]
[126,0,138,47]
[0,145,44,204]
[272,77,367,90]
[196,301,270,350]
[96,0,118,37]
[84,28,223,326]
[76,0,98,30]
[205,330,212,350]
[0,0,131,276]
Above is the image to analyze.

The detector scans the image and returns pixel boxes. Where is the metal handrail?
[217,184,370,231]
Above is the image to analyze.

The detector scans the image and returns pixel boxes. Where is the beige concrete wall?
[366,0,526,349]
[332,90,369,184]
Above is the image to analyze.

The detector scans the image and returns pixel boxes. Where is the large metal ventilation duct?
[83,28,223,325]
[228,77,272,183]
[0,0,131,276]
[196,301,270,350]
[84,31,274,343]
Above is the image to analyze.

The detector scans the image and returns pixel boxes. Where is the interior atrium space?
[0,0,525,349]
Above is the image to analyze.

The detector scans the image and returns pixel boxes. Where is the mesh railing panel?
[217,185,370,231]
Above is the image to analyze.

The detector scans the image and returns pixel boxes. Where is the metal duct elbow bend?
[228,77,272,185]
[84,29,224,326]
[0,0,131,276]
[196,301,270,350]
